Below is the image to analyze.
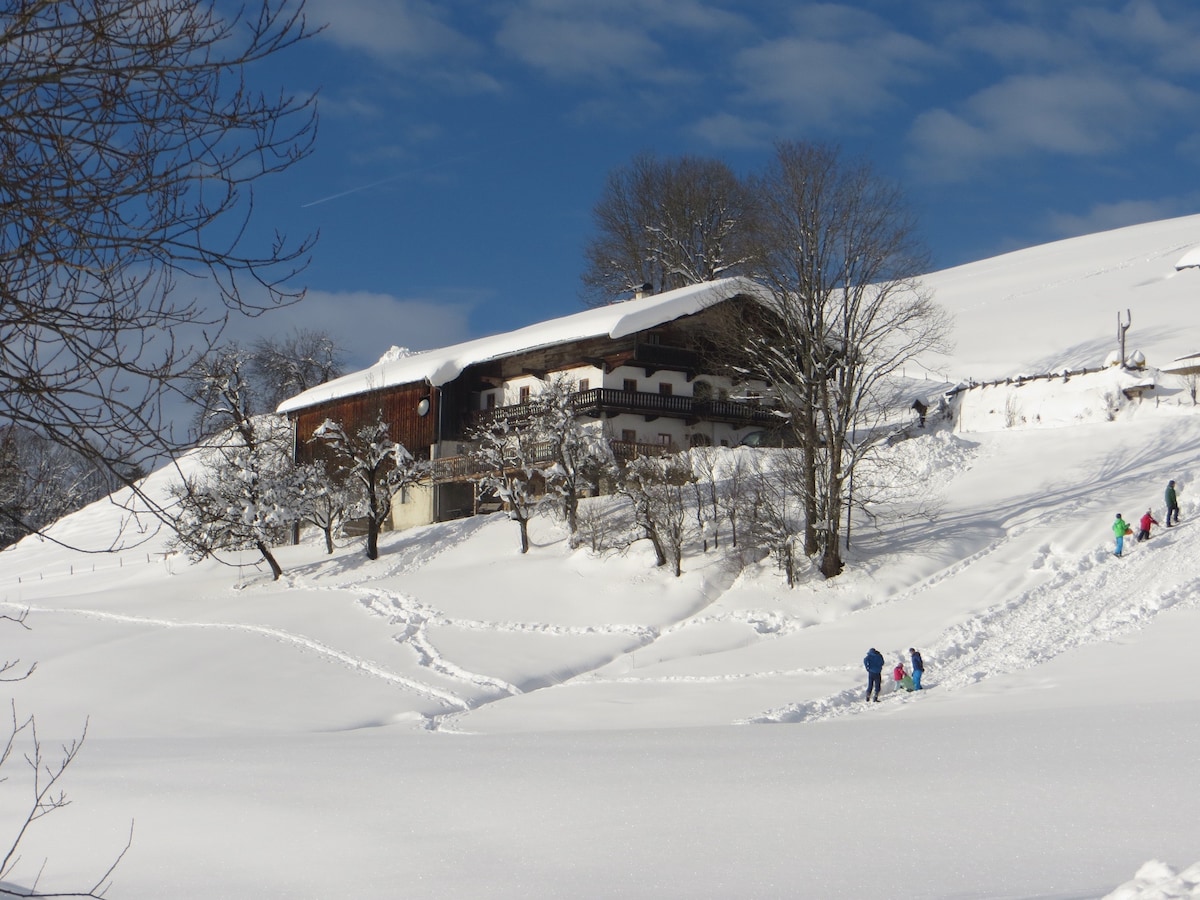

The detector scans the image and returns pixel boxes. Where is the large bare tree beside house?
[0,0,317,545]
[738,141,952,578]
[250,329,346,413]
[581,153,756,305]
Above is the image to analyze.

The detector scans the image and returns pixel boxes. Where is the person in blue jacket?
[864,648,885,702]
[910,648,925,690]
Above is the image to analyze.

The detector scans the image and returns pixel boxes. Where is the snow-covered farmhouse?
[277,277,782,529]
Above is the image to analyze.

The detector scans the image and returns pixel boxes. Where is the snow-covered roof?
[277,277,768,414]
[1175,245,1200,270]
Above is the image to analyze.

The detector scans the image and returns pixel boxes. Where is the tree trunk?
[646,526,667,567]
[517,515,530,554]
[366,519,380,560]
[323,525,334,555]
[819,545,843,578]
[565,491,578,536]
[257,541,283,580]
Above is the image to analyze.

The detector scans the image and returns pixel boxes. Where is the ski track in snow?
[741,523,1199,725]
[11,485,1194,733]
[0,599,471,710]
[347,576,710,731]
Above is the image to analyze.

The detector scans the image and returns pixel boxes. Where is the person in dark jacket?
[910,648,925,690]
[1165,480,1180,527]
[864,648,885,702]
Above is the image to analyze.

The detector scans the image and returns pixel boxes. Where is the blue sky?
[241,0,1200,372]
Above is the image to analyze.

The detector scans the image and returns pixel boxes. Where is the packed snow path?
[745,521,1199,724]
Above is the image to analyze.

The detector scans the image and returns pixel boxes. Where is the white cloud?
[907,71,1199,182]
[688,111,776,150]
[493,0,751,84]
[496,11,664,81]
[729,31,932,129]
[717,4,937,133]
[232,289,477,372]
[1045,199,1198,241]
[1073,0,1200,74]
[950,20,1083,67]
[308,0,474,61]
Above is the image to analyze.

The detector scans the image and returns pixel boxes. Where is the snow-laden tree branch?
[312,413,428,561]
[170,350,300,580]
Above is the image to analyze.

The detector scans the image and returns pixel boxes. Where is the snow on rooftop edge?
[276,277,767,414]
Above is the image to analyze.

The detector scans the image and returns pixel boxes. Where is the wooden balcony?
[467,388,783,431]
[429,438,674,483]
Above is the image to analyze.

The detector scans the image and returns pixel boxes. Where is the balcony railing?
[467,388,783,431]
[429,438,675,483]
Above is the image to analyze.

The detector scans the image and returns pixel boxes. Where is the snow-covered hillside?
[3,216,1200,899]
[921,212,1200,381]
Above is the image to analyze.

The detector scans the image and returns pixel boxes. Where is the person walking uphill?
[1166,480,1180,527]
[910,648,925,690]
[1113,513,1131,557]
[864,648,885,702]
[1137,509,1159,542]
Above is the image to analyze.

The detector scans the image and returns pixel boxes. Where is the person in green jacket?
[1165,480,1180,527]
[1113,513,1131,557]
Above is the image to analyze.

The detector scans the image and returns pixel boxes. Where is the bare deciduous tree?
[295,462,355,555]
[533,376,615,543]
[0,0,318,546]
[744,451,807,588]
[688,449,725,552]
[0,427,130,550]
[2,613,132,898]
[740,141,952,578]
[581,153,755,305]
[618,455,695,577]
[250,329,345,413]
[718,451,751,550]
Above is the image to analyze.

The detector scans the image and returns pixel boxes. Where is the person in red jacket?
[1137,508,1159,542]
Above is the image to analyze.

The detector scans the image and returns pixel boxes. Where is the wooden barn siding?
[293,382,437,464]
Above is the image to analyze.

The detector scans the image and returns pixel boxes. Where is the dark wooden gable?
[293,381,437,464]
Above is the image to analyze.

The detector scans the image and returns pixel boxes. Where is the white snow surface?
[1176,243,1200,271]
[5,217,1200,898]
